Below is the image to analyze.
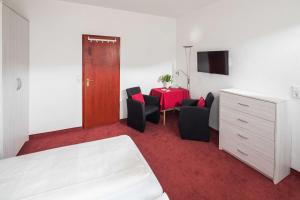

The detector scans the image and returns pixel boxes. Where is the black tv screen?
[197,51,229,75]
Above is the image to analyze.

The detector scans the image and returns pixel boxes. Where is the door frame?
[82,34,121,128]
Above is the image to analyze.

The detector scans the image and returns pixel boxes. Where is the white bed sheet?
[0,135,163,200]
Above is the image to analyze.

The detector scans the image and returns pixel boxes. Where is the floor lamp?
[176,45,193,91]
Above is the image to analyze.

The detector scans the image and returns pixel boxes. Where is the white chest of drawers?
[219,88,291,184]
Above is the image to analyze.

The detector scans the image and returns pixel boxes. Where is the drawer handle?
[238,103,250,107]
[16,78,22,91]
[237,149,248,156]
[237,134,248,140]
[237,118,248,124]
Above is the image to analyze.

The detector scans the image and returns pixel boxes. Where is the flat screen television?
[197,51,229,75]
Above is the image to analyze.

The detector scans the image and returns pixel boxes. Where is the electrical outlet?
[291,86,300,99]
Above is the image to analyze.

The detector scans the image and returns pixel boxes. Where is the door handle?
[238,103,250,107]
[237,149,248,156]
[237,118,248,124]
[86,78,94,87]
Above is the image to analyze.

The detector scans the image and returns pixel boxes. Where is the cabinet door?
[2,5,29,158]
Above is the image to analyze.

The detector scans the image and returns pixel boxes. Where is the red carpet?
[18,113,300,200]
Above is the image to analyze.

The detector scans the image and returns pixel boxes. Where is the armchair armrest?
[127,98,145,117]
[127,99,146,132]
[181,99,198,106]
[143,95,160,106]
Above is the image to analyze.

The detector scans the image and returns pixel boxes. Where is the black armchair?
[126,87,160,132]
[179,92,214,142]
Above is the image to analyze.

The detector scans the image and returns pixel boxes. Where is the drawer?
[220,106,275,141]
[220,121,274,159]
[221,92,276,122]
[221,135,274,178]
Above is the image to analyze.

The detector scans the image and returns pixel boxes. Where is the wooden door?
[82,35,120,128]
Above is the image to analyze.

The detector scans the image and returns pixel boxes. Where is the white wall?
[7,0,176,134]
[0,1,4,158]
[176,0,300,171]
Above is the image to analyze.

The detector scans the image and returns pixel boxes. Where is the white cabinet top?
[221,88,286,104]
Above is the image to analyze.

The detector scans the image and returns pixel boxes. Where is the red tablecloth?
[150,88,190,111]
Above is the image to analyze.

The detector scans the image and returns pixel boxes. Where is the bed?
[0,135,168,200]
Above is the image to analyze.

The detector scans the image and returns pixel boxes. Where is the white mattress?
[0,135,163,200]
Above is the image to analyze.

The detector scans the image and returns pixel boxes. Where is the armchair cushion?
[181,92,214,108]
[126,87,142,98]
[132,92,145,103]
[197,97,206,107]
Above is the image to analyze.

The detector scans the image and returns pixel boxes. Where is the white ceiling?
[59,0,219,17]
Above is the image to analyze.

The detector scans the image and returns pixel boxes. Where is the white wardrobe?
[0,2,29,158]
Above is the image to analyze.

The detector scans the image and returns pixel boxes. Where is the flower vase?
[163,82,170,89]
